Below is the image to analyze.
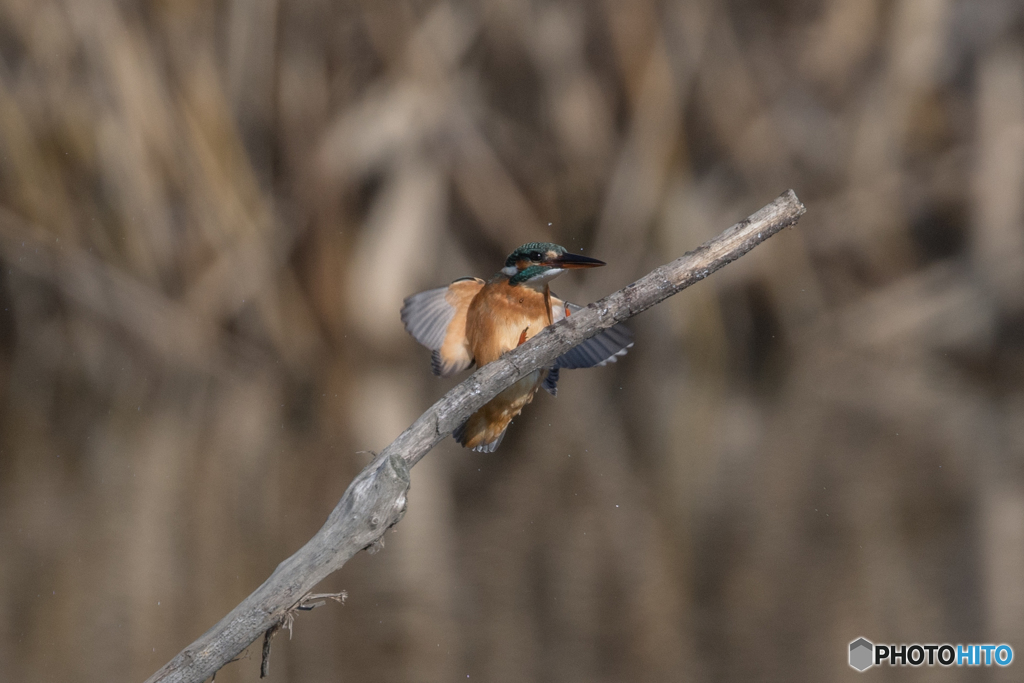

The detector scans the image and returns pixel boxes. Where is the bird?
[401,242,633,452]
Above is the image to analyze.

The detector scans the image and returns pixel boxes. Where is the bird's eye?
[530,251,544,261]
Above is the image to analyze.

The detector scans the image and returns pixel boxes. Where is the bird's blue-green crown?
[503,242,566,269]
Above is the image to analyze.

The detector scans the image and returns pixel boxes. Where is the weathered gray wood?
[145,190,805,683]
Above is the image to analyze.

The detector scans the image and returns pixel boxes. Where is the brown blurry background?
[1,0,1023,681]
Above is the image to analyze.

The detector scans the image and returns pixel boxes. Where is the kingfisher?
[401,242,633,452]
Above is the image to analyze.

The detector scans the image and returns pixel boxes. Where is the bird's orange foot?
[517,327,528,347]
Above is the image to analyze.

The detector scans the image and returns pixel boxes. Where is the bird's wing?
[549,298,634,370]
[401,277,484,377]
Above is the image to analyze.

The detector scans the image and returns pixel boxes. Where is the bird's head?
[501,242,605,287]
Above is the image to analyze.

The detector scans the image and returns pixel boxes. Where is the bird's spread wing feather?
[401,286,453,350]
[543,299,634,394]
[401,277,484,377]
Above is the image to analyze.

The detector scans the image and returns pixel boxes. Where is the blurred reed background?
[1,0,1023,681]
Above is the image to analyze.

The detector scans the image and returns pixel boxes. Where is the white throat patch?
[523,267,564,290]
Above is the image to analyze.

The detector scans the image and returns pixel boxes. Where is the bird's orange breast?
[465,279,552,366]
[455,279,556,450]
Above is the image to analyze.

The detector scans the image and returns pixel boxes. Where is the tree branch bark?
[145,190,806,683]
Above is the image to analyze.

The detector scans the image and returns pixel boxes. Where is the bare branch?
[145,190,806,683]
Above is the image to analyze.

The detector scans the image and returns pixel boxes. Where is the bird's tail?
[453,414,508,453]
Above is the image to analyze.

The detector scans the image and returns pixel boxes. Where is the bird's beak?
[544,253,606,269]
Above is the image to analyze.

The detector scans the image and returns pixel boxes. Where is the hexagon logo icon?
[849,638,874,671]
